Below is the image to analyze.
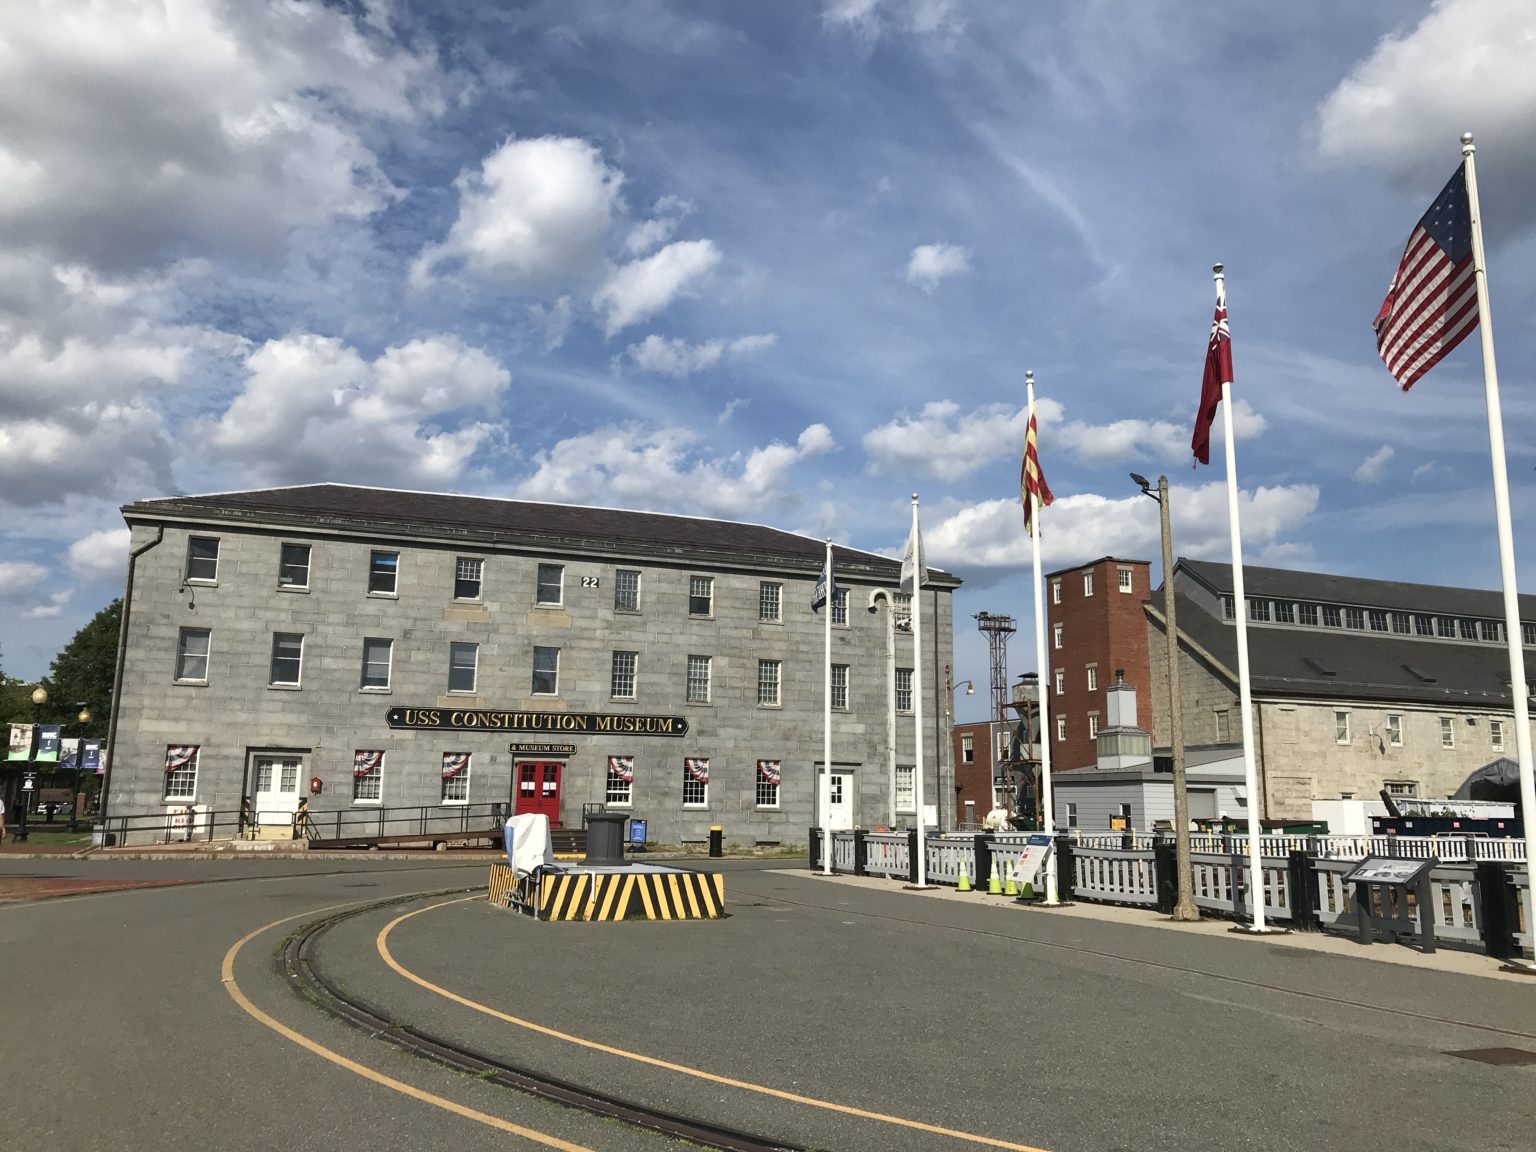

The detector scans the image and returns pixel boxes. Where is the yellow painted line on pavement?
[221,900,593,1152]
[380,898,1054,1152]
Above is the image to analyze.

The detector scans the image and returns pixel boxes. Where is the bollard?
[708,825,723,858]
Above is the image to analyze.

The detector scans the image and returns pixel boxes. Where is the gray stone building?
[103,485,958,846]
[1145,559,1536,820]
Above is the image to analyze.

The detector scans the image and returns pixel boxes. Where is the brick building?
[1044,557,1153,773]
[951,719,997,826]
[101,484,959,845]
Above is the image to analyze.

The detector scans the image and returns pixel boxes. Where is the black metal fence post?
[807,826,819,871]
[1288,850,1319,932]
[853,828,867,877]
[1055,834,1074,900]
[973,833,991,890]
[1476,861,1517,960]
[1153,839,1176,914]
[907,828,919,884]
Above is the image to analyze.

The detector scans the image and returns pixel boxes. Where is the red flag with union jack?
[1021,406,1053,533]
[1192,283,1232,465]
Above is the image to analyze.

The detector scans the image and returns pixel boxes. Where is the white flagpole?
[910,494,930,888]
[1461,134,1536,965]
[1027,371,1060,905]
[1215,263,1270,933]
[822,539,834,877]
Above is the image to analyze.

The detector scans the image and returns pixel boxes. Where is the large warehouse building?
[101,485,957,846]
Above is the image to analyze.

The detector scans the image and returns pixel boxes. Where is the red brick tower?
[1045,557,1153,772]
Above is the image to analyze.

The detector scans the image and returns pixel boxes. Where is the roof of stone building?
[123,483,960,584]
[1177,558,1536,620]
[1153,589,1533,709]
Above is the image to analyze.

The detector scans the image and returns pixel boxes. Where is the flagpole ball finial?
[1212,262,1224,275]
[1461,131,1474,148]
[1025,368,1033,382]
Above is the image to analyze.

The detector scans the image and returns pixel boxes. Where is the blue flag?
[811,552,839,614]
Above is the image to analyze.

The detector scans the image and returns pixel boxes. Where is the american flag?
[353,749,382,778]
[1021,406,1053,532]
[441,752,470,778]
[165,744,198,773]
[757,760,781,785]
[685,758,710,783]
[608,755,634,782]
[1373,165,1478,390]
[1192,285,1232,465]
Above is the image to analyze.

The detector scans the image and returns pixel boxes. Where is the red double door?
[514,761,562,826]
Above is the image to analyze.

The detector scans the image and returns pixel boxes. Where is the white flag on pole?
[899,516,926,595]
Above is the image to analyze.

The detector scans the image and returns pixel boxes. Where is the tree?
[38,600,120,739]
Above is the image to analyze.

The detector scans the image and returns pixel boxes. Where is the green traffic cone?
[987,859,1002,895]
[957,860,972,892]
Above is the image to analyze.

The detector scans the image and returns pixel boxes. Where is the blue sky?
[1,0,1533,723]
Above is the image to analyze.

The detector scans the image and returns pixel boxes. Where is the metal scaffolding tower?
[973,612,1016,728]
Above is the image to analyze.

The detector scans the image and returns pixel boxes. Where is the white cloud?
[22,590,72,620]
[0,0,446,271]
[1412,459,1450,483]
[624,196,694,255]
[904,243,972,292]
[0,561,47,599]
[208,333,511,488]
[594,240,721,336]
[626,332,776,376]
[922,482,1319,574]
[822,0,962,41]
[529,296,573,352]
[1315,0,1536,223]
[517,422,834,518]
[411,136,624,292]
[0,402,172,506]
[1353,444,1395,483]
[67,528,132,584]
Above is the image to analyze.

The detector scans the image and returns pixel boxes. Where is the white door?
[252,756,302,827]
[825,770,854,831]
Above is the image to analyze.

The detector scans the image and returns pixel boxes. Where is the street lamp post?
[944,668,974,827]
[69,703,91,831]
[1131,473,1199,921]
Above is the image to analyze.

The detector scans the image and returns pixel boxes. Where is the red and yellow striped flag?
[1021,407,1053,533]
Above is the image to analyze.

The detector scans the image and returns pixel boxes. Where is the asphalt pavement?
[3,856,1534,1152]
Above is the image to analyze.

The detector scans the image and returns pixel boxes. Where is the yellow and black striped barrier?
[487,864,725,921]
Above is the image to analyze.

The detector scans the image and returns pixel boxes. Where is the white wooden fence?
[1071,830,1527,863]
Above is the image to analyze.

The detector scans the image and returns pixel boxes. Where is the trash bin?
[584,812,629,866]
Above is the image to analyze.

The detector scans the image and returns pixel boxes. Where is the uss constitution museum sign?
[385,707,689,737]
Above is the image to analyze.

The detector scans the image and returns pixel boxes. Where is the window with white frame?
[1391,612,1412,635]
[1088,712,1100,739]
[353,750,383,802]
[1065,802,1078,829]
[1054,669,1064,695]
[606,756,634,806]
[1053,624,1063,650]
[1335,711,1351,744]
[1249,598,1270,623]
[1384,780,1419,799]
[1056,715,1066,742]
[682,758,709,807]
[163,745,198,800]
[1051,579,1061,605]
[1491,719,1505,751]
[686,655,711,703]
[892,592,912,631]
[1322,605,1342,628]
[1222,595,1236,620]
[536,563,563,606]
[961,733,973,763]
[1440,716,1455,748]
[1344,607,1365,630]
[615,569,640,612]
[279,543,311,589]
[831,588,848,625]
[757,659,781,706]
[1275,601,1295,625]
[269,632,303,686]
[894,765,914,811]
[831,664,849,710]
[1086,665,1098,692]
[368,550,398,595]
[185,536,219,582]
[1435,616,1457,638]
[361,637,392,690]
[455,557,483,600]
[895,668,912,713]
[1386,714,1403,746]
[1298,603,1319,627]
[1083,571,1094,597]
[1414,614,1434,636]
[611,651,637,699]
[175,628,210,682]
[756,760,781,808]
[688,575,713,617]
[532,646,560,695]
[1524,622,1536,646]
[1369,609,1389,632]
[759,581,782,622]
[1480,620,1504,643]
[440,752,470,804]
[1118,567,1133,593]
[448,642,478,693]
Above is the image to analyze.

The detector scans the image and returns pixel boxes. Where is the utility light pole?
[1131,472,1199,922]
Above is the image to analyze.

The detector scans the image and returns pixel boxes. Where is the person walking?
[1,792,8,843]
